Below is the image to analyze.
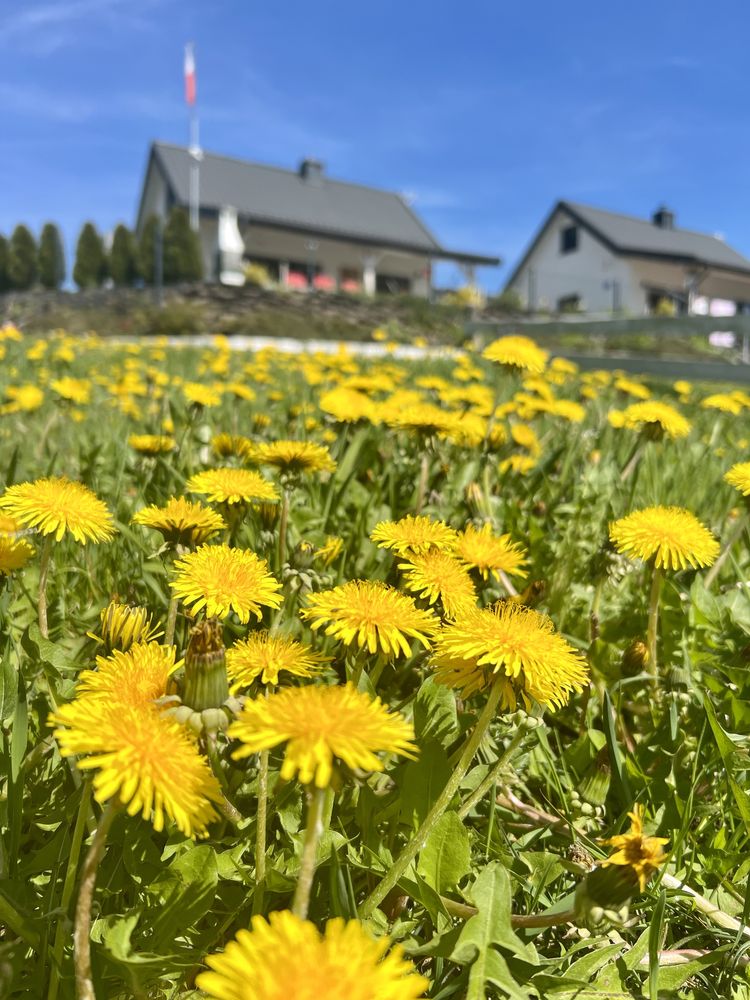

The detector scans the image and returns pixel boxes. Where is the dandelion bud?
[92,601,162,653]
[621,638,649,676]
[182,618,229,712]
[292,541,315,569]
[257,501,281,530]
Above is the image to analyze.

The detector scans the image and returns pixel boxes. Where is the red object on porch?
[313,273,335,291]
[340,278,361,293]
[286,271,308,289]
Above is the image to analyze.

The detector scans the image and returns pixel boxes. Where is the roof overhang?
[191,204,500,265]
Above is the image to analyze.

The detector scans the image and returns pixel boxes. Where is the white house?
[135,142,499,293]
[505,201,750,316]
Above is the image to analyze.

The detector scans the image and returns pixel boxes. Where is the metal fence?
[466,315,750,383]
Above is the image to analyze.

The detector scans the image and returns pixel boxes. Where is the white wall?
[508,208,643,314]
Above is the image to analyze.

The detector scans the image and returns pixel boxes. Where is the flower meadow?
[1,325,750,999]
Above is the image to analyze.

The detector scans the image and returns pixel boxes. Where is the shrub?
[7,224,38,290]
[109,224,139,287]
[38,223,66,289]
[73,222,106,289]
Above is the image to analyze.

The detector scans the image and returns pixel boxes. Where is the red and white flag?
[184,43,196,106]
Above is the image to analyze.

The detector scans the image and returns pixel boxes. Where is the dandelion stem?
[74,799,119,1000]
[705,510,748,589]
[255,684,272,897]
[646,565,662,688]
[292,785,327,920]
[47,781,93,1000]
[38,535,53,640]
[359,680,503,920]
[457,728,527,820]
[165,595,178,648]
[620,439,644,482]
[415,452,430,514]
[277,489,290,572]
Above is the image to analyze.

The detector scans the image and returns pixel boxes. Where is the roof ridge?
[153,140,411,202]
[562,198,729,245]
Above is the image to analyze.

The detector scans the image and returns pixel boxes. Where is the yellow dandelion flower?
[0,513,21,536]
[5,384,44,412]
[132,496,227,546]
[499,454,537,475]
[127,433,176,454]
[171,543,283,623]
[50,377,91,405]
[224,382,256,401]
[0,534,34,574]
[229,683,416,787]
[255,440,336,475]
[456,523,528,582]
[302,580,439,657]
[398,550,477,619]
[673,380,692,396]
[609,506,719,570]
[197,911,427,1000]
[725,462,750,497]
[210,433,260,462]
[614,376,650,400]
[433,602,589,710]
[371,515,458,556]
[52,701,221,837]
[385,403,459,437]
[184,382,222,407]
[482,335,548,373]
[316,535,344,566]
[187,468,280,506]
[701,393,744,415]
[74,640,178,706]
[608,401,691,439]
[602,805,669,892]
[319,386,379,424]
[226,632,328,691]
[510,422,541,455]
[0,477,115,544]
[89,601,163,652]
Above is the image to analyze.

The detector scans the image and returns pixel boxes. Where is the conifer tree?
[0,235,9,293]
[109,223,139,287]
[73,222,106,289]
[38,222,66,289]
[7,225,37,290]
[163,207,203,283]
[138,215,160,286]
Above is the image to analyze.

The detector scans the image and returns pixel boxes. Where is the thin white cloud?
[0,0,164,50]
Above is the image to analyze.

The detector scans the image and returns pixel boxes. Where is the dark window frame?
[560,225,579,254]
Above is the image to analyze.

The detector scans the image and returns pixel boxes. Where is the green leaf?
[602,690,633,808]
[648,889,666,1000]
[147,845,219,950]
[10,667,27,783]
[413,677,459,745]
[398,739,451,827]
[0,644,17,722]
[451,864,535,989]
[704,694,750,834]
[417,811,471,894]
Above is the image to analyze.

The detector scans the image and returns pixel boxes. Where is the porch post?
[362,254,377,296]
[279,261,290,287]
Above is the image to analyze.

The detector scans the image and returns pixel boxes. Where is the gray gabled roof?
[564,200,750,272]
[144,142,499,265]
[507,199,750,286]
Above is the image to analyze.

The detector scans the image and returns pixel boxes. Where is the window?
[560,225,578,254]
[557,294,581,314]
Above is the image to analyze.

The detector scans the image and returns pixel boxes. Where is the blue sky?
[1,0,749,289]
